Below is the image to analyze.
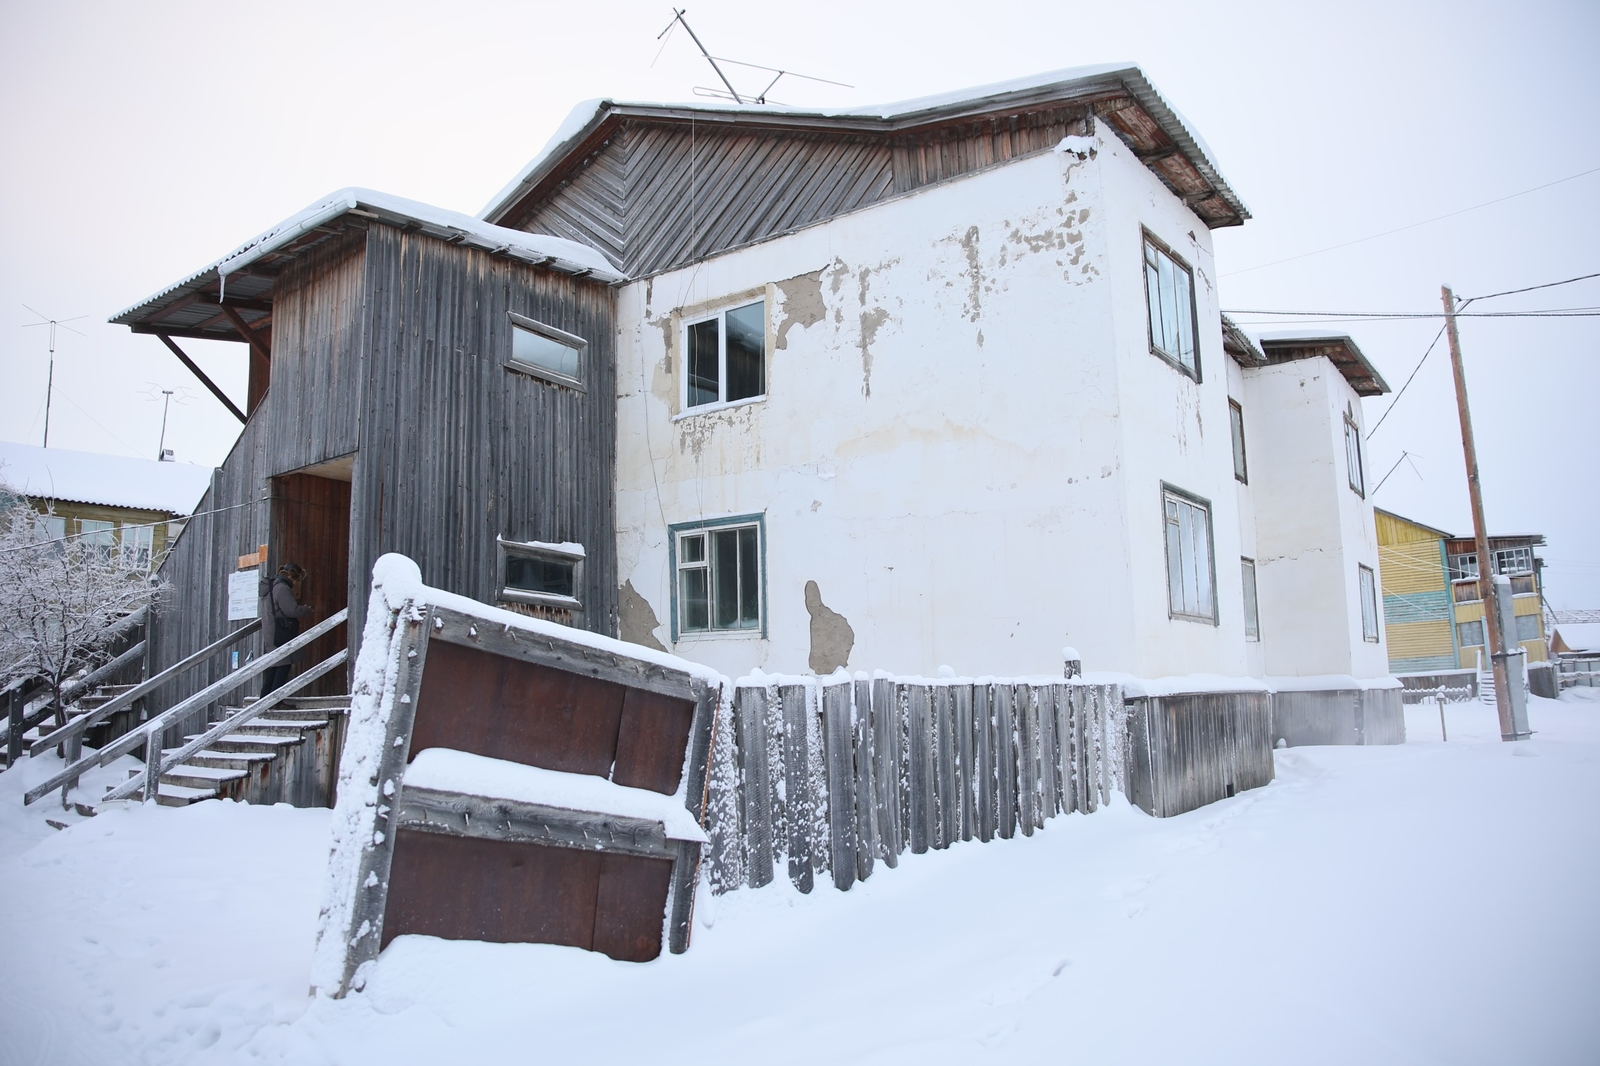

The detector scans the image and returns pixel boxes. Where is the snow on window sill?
[674,629,764,644]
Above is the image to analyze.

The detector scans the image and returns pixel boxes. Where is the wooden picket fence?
[702,675,1126,894]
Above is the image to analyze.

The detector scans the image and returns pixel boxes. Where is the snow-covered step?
[233,717,331,737]
[197,734,306,756]
[119,777,218,807]
[161,764,250,791]
[173,749,277,772]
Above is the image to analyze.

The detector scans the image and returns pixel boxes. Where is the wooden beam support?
[155,333,246,423]
[219,304,272,364]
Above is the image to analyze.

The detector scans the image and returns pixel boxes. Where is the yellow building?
[1375,510,1458,674]
[1374,509,1550,674]
[1444,533,1549,667]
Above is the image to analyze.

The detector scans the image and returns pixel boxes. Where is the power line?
[1220,164,1600,278]
[1367,325,1448,440]
[1466,271,1600,302]
[1223,306,1600,319]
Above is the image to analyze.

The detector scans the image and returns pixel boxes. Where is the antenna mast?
[660,9,743,104]
[22,306,87,449]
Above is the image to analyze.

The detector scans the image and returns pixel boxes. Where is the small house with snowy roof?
[112,64,1394,709]
[0,440,213,571]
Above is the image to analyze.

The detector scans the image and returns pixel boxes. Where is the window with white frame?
[1494,546,1535,574]
[497,538,584,613]
[1241,557,1260,641]
[674,518,763,636]
[685,300,765,410]
[1229,400,1248,483]
[1448,552,1478,581]
[121,523,153,571]
[1344,412,1365,497]
[1163,487,1215,622]
[1359,564,1380,642]
[79,519,115,562]
[33,513,65,543]
[508,313,586,391]
[1143,234,1198,377]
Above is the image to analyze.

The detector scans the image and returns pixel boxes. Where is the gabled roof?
[1255,332,1391,397]
[481,64,1250,233]
[1374,508,1453,539]
[111,188,625,345]
[0,441,213,517]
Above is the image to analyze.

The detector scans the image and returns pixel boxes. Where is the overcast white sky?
[2,0,1596,605]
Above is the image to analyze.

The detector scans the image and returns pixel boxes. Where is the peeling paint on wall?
[805,579,854,673]
[618,579,667,651]
[775,269,826,350]
[957,226,984,323]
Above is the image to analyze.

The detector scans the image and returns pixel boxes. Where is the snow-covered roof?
[0,440,213,516]
[112,188,625,333]
[1553,623,1600,655]
[480,64,1248,229]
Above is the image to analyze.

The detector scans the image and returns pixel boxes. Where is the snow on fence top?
[0,439,213,516]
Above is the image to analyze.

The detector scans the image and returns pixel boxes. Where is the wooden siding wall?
[1125,692,1275,818]
[702,675,1128,895]
[518,110,1091,279]
[348,225,617,653]
[149,224,618,739]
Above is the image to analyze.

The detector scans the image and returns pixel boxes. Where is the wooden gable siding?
[514,109,1094,279]
[265,231,370,468]
[348,225,618,653]
[147,224,619,739]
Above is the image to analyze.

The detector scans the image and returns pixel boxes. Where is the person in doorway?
[260,563,312,697]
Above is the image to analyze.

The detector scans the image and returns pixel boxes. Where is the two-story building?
[113,65,1395,718]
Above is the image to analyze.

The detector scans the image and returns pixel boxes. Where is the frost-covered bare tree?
[0,497,165,725]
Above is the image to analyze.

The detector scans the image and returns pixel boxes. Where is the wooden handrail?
[24,609,346,806]
[31,620,261,756]
[104,647,348,804]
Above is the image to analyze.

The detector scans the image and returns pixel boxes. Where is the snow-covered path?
[3,695,1597,1065]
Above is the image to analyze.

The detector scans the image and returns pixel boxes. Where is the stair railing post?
[7,687,23,768]
[143,722,161,804]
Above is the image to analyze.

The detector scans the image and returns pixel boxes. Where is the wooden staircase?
[124,695,350,808]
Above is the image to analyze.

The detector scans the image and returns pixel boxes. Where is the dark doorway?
[271,459,353,694]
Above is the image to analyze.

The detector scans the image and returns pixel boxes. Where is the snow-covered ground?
[3,693,1597,1066]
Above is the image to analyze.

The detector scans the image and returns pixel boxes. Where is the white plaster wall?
[1226,357,1267,677]
[1242,359,1389,677]
[1094,129,1251,679]
[614,135,1147,679]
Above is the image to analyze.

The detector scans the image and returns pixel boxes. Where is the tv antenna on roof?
[656,8,852,106]
[21,304,88,448]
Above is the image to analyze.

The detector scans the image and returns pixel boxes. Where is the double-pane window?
[122,524,153,571]
[1359,564,1380,642]
[678,524,761,633]
[1163,489,1214,622]
[687,301,766,409]
[79,519,115,563]
[1494,546,1534,574]
[1515,613,1542,642]
[1458,620,1484,648]
[1241,558,1260,641]
[1345,416,1365,497]
[1143,236,1198,376]
[1229,400,1248,483]
[498,539,584,613]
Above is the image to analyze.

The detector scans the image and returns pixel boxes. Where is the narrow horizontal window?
[497,538,584,614]
[508,313,587,390]
[684,300,766,410]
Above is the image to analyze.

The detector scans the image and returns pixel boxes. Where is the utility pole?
[1441,285,1522,741]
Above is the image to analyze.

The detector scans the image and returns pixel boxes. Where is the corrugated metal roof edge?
[111,189,628,327]
[479,65,1250,228]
